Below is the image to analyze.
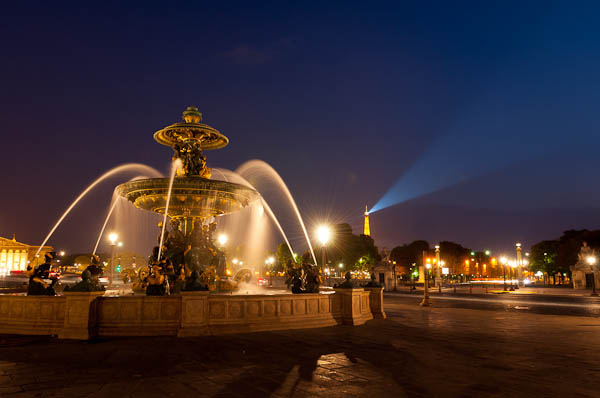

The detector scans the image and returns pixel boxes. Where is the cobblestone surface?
[1,296,599,397]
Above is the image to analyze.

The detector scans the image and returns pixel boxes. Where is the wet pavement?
[1,295,599,397]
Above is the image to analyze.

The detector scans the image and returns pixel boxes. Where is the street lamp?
[500,256,507,291]
[515,243,522,289]
[316,225,331,278]
[587,256,598,296]
[108,233,118,286]
[217,234,228,247]
[509,260,516,291]
[421,250,431,306]
[266,256,275,286]
[435,245,441,291]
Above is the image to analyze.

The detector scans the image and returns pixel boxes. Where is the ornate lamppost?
[516,243,522,289]
[587,256,598,296]
[316,225,331,277]
[500,257,508,291]
[435,245,442,291]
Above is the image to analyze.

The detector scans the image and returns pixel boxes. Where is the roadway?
[384,290,600,317]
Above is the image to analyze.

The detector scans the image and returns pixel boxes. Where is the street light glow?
[587,256,597,265]
[500,256,507,265]
[108,233,118,244]
[218,234,228,246]
[316,225,331,246]
[59,251,65,256]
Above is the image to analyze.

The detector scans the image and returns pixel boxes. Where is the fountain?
[115,107,261,291]
[0,106,383,340]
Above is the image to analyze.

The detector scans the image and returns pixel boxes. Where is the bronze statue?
[146,264,168,296]
[26,252,58,296]
[183,270,208,291]
[338,272,355,288]
[65,270,105,292]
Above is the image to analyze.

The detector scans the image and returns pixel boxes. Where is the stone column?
[333,288,372,325]
[363,287,386,319]
[59,291,105,340]
[178,291,209,337]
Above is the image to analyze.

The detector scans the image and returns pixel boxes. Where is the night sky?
[2,1,600,256]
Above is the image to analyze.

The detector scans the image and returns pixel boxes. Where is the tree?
[438,241,471,275]
[275,243,294,271]
[390,240,429,274]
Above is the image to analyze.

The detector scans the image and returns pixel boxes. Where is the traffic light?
[116,265,121,273]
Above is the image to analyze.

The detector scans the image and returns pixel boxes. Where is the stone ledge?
[0,288,381,339]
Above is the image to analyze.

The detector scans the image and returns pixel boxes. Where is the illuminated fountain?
[0,106,383,339]
[116,106,261,290]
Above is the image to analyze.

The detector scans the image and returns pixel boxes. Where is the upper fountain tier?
[153,106,229,150]
[116,107,259,221]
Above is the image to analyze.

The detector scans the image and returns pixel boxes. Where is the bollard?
[469,285,473,294]
[453,286,456,294]
[439,285,442,293]
[485,285,489,293]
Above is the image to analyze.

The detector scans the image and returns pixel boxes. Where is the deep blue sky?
[2,1,600,256]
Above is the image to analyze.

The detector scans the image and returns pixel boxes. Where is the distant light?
[470,251,475,256]
[435,245,440,250]
[316,225,332,246]
[500,257,507,265]
[485,250,491,256]
[535,271,543,277]
[232,258,238,264]
[339,263,343,268]
[587,256,597,265]
[268,256,275,264]
[218,234,228,246]
[442,267,449,275]
[516,243,522,248]
[59,251,65,256]
[117,242,123,247]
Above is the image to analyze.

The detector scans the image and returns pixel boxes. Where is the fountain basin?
[0,289,382,339]
[116,176,260,218]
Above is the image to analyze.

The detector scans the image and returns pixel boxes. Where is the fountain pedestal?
[178,291,210,337]
[333,288,373,325]
[58,291,105,340]
[363,287,386,319]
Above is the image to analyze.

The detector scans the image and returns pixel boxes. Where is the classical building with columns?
[0,235,54,275]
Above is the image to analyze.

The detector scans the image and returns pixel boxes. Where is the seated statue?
[302,263,322,293]
[183,270,208,291]
[84,255,103,283]
[361,272,381,288]
[27,252,57,296]
[337,272,355,289]
[146,264,168,296]
[65,270,105,292]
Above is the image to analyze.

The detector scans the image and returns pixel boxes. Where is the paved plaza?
[1,295,599,397]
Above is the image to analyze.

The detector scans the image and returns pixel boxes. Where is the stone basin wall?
[0,288,383,340]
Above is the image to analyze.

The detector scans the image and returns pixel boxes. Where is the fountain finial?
[182,106,202,123]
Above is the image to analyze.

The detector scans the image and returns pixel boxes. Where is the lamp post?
[266,256,275,286]
[421,250,431,306]
[587,256,598,296]
[108,233,118,286]
[516,243,522,289]
[500,257,507,291]
[435,245,441,291]
[509,260,516,291]
[316,225,331,279]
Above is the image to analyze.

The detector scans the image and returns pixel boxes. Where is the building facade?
[0,235,53,275]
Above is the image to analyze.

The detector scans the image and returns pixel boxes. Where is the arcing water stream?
[35,163,163,257]
[235,160,317,265]
[157,159,181,260]
[92,176,151,256]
